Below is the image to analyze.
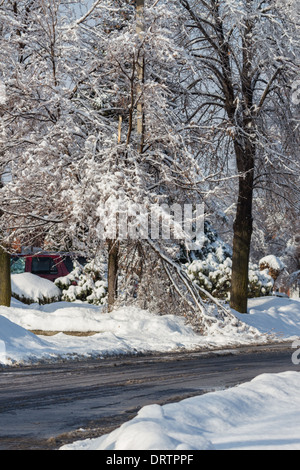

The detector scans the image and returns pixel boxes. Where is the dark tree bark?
[107,240,119,312]
[230,17,255,313]
[230,143,255,313]
[0,245,11,307]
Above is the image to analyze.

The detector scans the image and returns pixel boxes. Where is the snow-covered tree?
[0,0,81,240]
[178,0,300,312]
[0,1,212,326]
[66,0,211,314]
[1,0,298,331]
[0,0,82,305]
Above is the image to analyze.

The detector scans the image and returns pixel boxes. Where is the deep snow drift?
[60,371,300,451]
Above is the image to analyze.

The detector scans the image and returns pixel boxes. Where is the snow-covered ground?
[0,294,300,366]
[60,371,300,450]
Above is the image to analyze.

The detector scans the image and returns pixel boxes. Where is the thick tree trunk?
[107,240,119,312]
[230,143,254,313]
[230,176,253,313]
[0,246,11,307]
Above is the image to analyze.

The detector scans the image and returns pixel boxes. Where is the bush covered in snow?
[55,259,108,305]
[11,273,62,305]
[186,222,274,300]
[248,264,274,297]
[259,255,286,282]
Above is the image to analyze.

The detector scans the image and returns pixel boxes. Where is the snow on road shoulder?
[0,295,300,365]
[0,315,57,365]
[0,303,207,365]
[60,371,300,451]
[0,302,264,365]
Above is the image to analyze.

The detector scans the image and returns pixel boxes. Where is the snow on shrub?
[55,259,108,305]
[248,264,274,297]
[11,273,62,305]
[186,222,274,300]
[259,255,286,282]
[187,256,274,300]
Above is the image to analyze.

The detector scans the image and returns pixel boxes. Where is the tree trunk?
[0,246,11,307]
[107,240,119,312]
[230,143,254,313]
[136,0,145,153]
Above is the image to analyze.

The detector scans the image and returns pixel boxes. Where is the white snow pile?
[0,303,195,365]
[236,296,300,339]
[0,298,262,365]
[0,315,52,365]
[60,371,300,451]
[0,295,299,365]
[11,273,61,304]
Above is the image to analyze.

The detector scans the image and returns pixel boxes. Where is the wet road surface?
[0,343,298,450]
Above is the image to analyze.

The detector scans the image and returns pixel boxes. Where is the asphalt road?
[0,342,298,450]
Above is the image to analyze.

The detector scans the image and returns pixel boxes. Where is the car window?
[31,257,58,275]
[11,257,26,274]
[63,256,74,273]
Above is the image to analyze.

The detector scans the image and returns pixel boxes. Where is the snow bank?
[0,302,264,365]
[0,295,300,365]
[235,296,300,340]
[0,314,55,365]
[0,303,205,364]
[11,273,61,304]
[60,371,300,450]
[2,300,102,333]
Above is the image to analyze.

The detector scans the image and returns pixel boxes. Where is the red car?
[10,254,72,282]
